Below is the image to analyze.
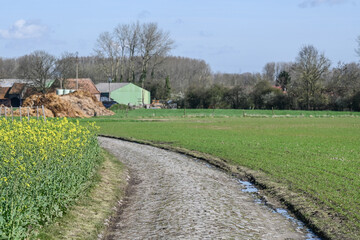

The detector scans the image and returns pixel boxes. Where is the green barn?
[96,82,150,106]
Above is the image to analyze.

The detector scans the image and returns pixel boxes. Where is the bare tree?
[94,31,120,81]
[16,50,57,93]
[0,58,17,79]
[55,52,77,88]
[138,22,174,84]
[114,22,141,82]
[328,62,360,98]
[262,62,276,83]
[292,45,331,109]
[275,62,292,78]
[356,35,360,58]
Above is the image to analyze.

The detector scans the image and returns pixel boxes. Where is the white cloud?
[299,0,348,7]
[0,19,47,39]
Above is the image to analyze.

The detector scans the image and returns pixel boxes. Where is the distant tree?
[55,52,77,88]
[185,87,206,108]
[94,31,120,81]
[352,91,360,111]
[292,45,331,110]
[275,62,292,78]
[326,62,360,110]
[16,50,57,93]
[262,62,276,83]
[356,35,360,58]
[276,70,291,91]
[224,86,250,109]
[94,22,174,89]
[251,80,273,109]
[0,58,17,79]
[164,75,171,99]
[138,22,174,85]
[203,84,228,108]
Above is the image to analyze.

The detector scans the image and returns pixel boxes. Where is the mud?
[99,137,310,239]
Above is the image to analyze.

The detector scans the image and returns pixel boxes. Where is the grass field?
[90,109,360,239]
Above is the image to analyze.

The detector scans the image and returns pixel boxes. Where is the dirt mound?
[22,90,114,118]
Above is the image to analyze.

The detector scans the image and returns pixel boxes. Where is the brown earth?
[20,90,114,118]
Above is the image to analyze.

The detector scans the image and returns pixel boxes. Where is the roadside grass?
[34,149,127,240]
[91,110,360,239]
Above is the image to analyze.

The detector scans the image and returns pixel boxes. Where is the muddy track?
[99,137,309,239]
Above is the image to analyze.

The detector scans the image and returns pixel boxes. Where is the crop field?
[93,109,360,239]
[0,118,100,239]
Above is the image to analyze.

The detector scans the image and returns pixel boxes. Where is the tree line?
[0,21,359,111]
[182,45,360,111]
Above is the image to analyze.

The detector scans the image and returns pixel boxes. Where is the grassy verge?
[34,149,127,240]
[93,113,360,239]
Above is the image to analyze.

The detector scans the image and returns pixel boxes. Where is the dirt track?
[99,137,309,239]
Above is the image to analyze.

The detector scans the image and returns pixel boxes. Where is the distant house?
[64,78,100,101]
[95,82,151,106]
[0,81,29,107]
[0,79,55,107]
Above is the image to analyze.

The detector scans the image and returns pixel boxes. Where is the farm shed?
[0,87,11,106]
[0,80,33,107]
[64,78,101,101]
[95,82,151,106]
[7,83,28,107]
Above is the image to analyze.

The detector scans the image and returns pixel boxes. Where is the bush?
[109,103,129,111]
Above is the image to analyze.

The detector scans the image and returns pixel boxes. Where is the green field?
[90,109,360,239]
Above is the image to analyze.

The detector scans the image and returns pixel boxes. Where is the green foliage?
[164,75,171,100]
[109,103,129,111]
[276,70,291,91]
[223,86,250,109]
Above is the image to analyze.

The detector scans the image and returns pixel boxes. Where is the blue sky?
[0,0,359,73]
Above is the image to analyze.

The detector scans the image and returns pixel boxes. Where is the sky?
[0,0,359,74]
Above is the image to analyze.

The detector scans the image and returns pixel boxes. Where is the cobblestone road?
[99,137,308,239]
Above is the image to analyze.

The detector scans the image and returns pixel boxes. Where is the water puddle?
[238,180,259,193]
[238,180,321,240]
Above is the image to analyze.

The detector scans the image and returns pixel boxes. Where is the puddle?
[238,180,321,240]
[238,180,259,193]
[273,208,320,240]
[194,157,321,239]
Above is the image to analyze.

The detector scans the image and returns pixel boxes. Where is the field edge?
[33,148,128,240]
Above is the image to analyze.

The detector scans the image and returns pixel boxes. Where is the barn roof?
[65,78,100,94]
[0,79,32,87]
[8,83,26,95]
[95,83,130,93]
[0,87,10,99]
